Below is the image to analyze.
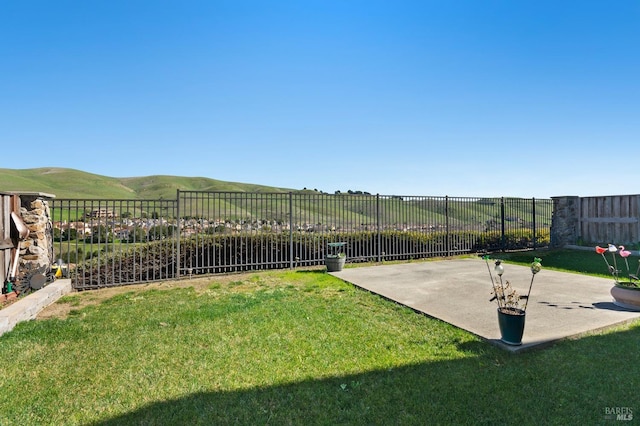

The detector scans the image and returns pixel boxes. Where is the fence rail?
[50,192,552,290]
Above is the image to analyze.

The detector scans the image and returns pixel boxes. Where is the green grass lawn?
[1,253,639,425]
[500,247,613,276]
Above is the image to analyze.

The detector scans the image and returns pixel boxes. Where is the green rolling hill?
[0,167,552,228]
[0,168,294,199]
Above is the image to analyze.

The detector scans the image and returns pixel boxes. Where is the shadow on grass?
[93,325,640,426]
[92,358,486,425]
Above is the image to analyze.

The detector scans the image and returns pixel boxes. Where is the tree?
[87,225,112,243]
[126,227,147,243]
[148,225,176,241]
[62,228,78,241]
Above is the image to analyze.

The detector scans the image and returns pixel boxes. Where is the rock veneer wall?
[549,196,580,248]
[17,193,56,286]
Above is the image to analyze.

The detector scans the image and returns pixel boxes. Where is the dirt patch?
[1,292,19,310]
[36,300,75,320]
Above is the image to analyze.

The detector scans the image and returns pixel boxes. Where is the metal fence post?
[176,189,181,279]
[500,197,506,252]
[445,196,450,257]
[376,193,381,262]
[289,192,294,269]
[532,197,537,249]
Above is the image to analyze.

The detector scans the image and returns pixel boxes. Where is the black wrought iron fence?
[50,192,552,290]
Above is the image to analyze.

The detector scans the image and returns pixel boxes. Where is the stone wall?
[16,193,56,290]
[549,196,580,248]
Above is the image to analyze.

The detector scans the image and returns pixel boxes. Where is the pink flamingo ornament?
[619,245,631,260]
[619,245,631,277]
[619,245,631,257]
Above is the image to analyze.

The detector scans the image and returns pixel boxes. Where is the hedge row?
[72,229,550,289]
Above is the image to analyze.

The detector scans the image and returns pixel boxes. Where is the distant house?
[67,221,92,237]
[114,228,131,240]
[86,209,117,219]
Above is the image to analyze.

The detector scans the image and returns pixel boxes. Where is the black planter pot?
[325,256,346,272]
[497,308,526,346]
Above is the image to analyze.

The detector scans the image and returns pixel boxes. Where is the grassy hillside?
[119,175,291,199]
[1,168,552,229]
[0,168,294,199]
[0,168,136,199]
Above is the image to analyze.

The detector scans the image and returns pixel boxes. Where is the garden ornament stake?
[618,245,635,279]
[595,244,640,286]
[494,260,507,306]
[595,244,640,310]
[485,256,500,304]
[523,259,542,311]
[595,245,611,271]
[483,255,542,313]
[608,244,619,279]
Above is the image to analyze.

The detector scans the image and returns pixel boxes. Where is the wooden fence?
[1,193,20,289]
[579,195,640,244]
[551,195,640,246]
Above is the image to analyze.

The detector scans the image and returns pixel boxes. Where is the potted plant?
[483,256,542,346]
[325,242,347,272]
[595,244,640,311]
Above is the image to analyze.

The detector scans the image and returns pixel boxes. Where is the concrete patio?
[330,258,640,353]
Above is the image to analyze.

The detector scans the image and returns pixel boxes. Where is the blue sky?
[1,1,638,198]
